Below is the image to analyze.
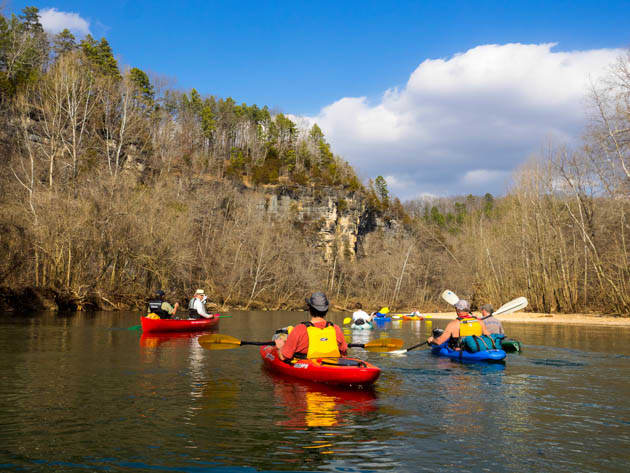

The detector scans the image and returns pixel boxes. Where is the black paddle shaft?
[404,341,428,352]
[241,341,274,346]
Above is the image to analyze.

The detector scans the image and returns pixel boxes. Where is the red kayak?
[260,346,380,386]
[140,316,219,333]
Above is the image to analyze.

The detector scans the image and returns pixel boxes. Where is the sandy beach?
[422,312,630,326]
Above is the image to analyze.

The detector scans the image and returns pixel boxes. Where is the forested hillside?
[1,7,629,314]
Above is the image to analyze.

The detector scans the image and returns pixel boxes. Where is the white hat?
[195,289,205,295]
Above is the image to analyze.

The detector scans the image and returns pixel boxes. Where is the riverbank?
[422,312,630,326]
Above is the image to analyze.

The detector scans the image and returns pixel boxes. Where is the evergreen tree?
[80,35,120,78]
[97,38,120,78]
[129,67,154,103]
[201,104,216,140]
[53,29,76,56]
[374,175,389,204]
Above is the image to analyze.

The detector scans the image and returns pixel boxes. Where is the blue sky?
[6,0,630,198]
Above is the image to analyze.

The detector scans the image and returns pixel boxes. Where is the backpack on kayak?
[462,334,501,352]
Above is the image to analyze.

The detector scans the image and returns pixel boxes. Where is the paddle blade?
[198,333,242,350]
[441,289,459,306]
[343,317,352,325]
[363,337,404,352]
[494,297,528,316]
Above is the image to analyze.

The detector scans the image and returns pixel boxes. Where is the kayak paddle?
[198,333,403,352]
[348,337,404,352]
[199,334,274,350]
[387,341,428,355]
[490,297,528,317]
[441,289,460,306]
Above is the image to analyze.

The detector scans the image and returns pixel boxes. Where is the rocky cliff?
[257,185,394,261]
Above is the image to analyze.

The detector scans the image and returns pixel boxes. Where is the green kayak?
[501,339,522,353]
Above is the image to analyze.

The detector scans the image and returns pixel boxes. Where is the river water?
[1,311,629,472]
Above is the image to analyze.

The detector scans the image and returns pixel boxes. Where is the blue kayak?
[374,316,391,322]
[431,342,506,362]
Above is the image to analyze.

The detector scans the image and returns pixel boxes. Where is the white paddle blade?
[494,297,528,316]
[387,349,408,355]
[441,289,459,306]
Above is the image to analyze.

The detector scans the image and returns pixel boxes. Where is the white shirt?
[352,310,371,322]
[193,297,213,318]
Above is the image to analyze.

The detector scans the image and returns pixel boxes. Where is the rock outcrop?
[258,185,392,261]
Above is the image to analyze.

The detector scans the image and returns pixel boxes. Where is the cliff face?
[258,185,391,261]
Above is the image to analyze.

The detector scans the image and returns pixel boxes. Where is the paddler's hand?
[427,336,434,345]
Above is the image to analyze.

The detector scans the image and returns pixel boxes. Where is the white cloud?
[39,8,90,36]
[301,43,622,199]
[462,169,510,186]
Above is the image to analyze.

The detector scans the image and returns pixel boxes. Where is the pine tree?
[53,29,76,56]
[129,67,154,103]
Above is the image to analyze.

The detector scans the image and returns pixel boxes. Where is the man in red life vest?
[427,299,491,348]
[275,292,348,361]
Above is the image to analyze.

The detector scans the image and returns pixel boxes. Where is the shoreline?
[419,311,630,327]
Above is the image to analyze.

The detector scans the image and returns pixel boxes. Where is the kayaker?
[188,289,215,319]
[275,292,348,361]
[427,299,491,348]
[147,290,179,319]
[480,303,504,335]
[351,302,372,326]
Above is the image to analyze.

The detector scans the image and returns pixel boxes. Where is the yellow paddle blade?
[343,317,352,325]
[363,337,404,352]
[380,307,390,314]
[198,333,242,350]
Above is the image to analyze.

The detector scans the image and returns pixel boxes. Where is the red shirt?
[281,320,348,359]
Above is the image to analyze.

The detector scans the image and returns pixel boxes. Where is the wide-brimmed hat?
[195,289,205,295]
[454,299,470,311]
[305,292,329,312]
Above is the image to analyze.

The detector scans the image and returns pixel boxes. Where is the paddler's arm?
[335,325,348,355]
[276,326,302,361]
[427,322,455,345]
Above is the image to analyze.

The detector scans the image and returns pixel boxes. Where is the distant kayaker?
[480,303,504,334]
[352,302,373,326]
[427,299,491,348]
[147,290,179,319]
[275,292,348,361]
[188,289,215,319]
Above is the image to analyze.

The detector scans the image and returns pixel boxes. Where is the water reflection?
[268,372,377,429]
